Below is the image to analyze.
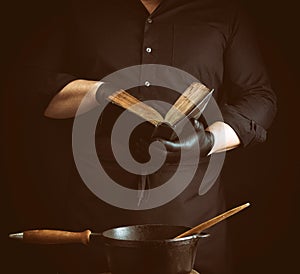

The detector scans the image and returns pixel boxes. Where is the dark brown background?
[0,0,299,273]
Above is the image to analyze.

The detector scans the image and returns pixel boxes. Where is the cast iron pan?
[10,224,209,274]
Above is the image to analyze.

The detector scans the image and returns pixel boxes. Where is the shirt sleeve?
[220,8,277,147]
[14,12,80,114]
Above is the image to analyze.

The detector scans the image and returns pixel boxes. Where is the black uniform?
[9,0,276,273]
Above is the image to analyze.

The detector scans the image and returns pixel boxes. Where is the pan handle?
[9,229,92,245]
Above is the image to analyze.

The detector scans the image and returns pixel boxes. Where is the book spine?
[151,122,177,141]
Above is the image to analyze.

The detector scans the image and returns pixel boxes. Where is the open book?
[108,82,213,139]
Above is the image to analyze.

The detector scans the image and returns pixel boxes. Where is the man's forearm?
[44,80,241,154]
[206,121,241,154]
[44,80,100,119]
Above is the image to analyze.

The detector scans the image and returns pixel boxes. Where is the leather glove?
[95,82,121,104]
[152,118,215,163]
[134,118,214,164]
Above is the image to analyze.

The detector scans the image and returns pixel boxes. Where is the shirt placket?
[137,15,159,203]
[139,15,159,91]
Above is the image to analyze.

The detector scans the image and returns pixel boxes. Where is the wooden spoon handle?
[175,202,250,239]
[14,229,92,245]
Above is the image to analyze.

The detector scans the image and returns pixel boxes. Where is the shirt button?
[146,47,152,53]
[144,81,151,87]
[147,18,153,24]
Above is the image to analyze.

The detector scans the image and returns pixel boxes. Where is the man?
[11,0,276,273]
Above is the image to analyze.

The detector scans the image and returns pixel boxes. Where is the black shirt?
[13,0,277,273]
[21,0,276,146]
